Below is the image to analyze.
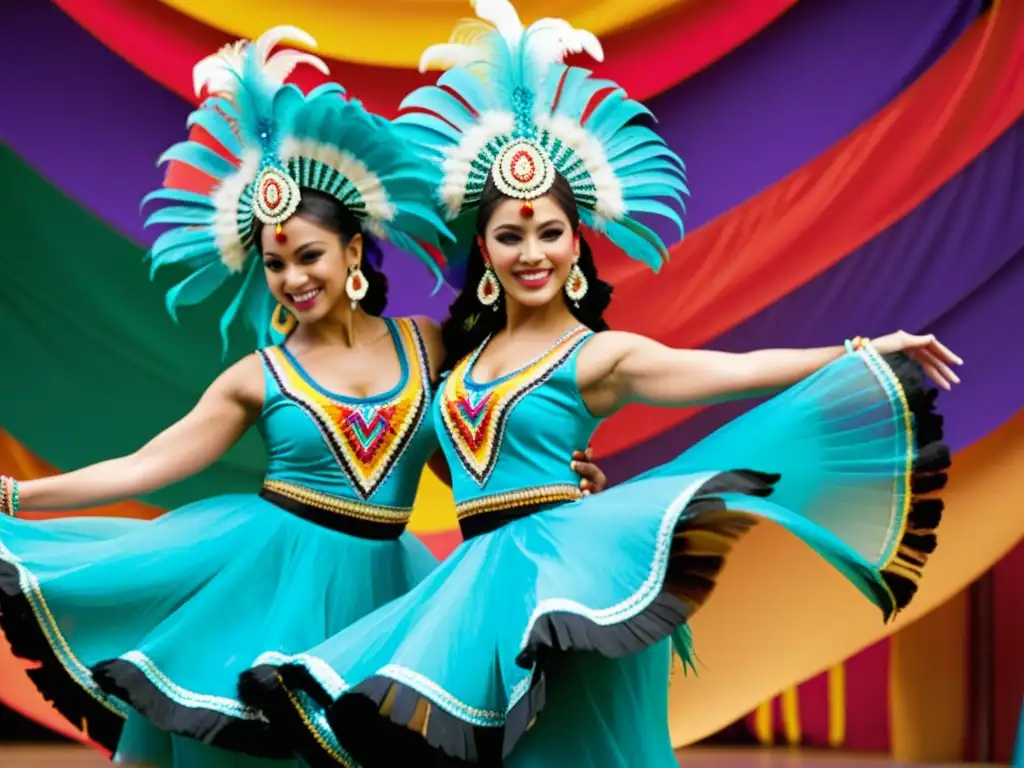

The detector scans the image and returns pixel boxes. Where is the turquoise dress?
[0,317,440,767]
[242,324,948,767]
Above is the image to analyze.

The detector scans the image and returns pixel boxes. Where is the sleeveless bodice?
[257,317,436,531]
[435,325,600,527]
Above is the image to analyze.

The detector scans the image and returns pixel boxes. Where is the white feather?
[471,0,524,44]
[537,114,624,220]
[193,25,329,99]
[440,111,515,216]
[193,40,246,98]
[212,149,261,272]
[280,138,397,225]
[528,18,603,64]
[419,43,482,74]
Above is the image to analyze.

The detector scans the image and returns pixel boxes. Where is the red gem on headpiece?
[509,149,537,184]
[274,223,287,243]
[520,200,534,218]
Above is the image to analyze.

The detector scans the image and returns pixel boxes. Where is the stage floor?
[0,745,1005,767]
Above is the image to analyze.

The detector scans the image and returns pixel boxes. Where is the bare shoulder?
[577,330,642,363]
[213,352,266,411]
[407,315,445,382]
[575,331,652,386]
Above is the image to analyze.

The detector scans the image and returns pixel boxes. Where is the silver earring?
[346,264,368,310]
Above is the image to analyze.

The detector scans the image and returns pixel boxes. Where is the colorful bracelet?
[845,336,870,353]
[0,475,17,516]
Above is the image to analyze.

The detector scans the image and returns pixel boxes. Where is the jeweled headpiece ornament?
[144,27,451,350]
[395,0,688,281]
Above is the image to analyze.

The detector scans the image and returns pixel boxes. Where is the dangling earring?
[565,259,588,308]
[476,239,500,310]
[477,265,501,309]
[271,303,298,335]
[346,263,368,310]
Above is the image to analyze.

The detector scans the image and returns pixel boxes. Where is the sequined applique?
[260,319,429,500]
[440,325,590,486]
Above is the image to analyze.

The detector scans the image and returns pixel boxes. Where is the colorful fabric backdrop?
[0,0,1021,762]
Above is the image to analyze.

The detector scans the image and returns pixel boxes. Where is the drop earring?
[477,265,501,309]
[565,255,588,308]
[271,303,298,335]
[346,263,368,310]
[476,238,500,310]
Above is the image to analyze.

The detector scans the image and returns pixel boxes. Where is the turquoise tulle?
[0,496,436,765]
[0,317,443,767]
[241,334,946,767]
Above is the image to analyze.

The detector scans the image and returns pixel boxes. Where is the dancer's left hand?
[572,447,607,495]
[871,331,963,390]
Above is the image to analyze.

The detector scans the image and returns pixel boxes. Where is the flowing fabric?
[241,334,947,767]
[0,319,443,767]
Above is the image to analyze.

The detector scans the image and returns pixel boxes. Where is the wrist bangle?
[845,336,869,353]
[0,476,17,517]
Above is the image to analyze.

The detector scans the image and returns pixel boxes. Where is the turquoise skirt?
[0,493,438,767]
[242,350,949,767]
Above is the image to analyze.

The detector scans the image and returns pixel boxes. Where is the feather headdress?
[395,0,687,282]
[144,26,451,350]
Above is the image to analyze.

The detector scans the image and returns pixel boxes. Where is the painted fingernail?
[570,461,577,471]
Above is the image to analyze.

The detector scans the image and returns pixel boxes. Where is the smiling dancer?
[0,25,607,768]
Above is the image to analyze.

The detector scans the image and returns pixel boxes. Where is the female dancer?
[0,26,604,767]
[240,2,961,766]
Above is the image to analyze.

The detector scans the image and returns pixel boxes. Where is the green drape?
[0,143,264,507]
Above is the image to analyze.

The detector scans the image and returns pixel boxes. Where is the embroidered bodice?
[435,325,600,523]
[257,317,436,516]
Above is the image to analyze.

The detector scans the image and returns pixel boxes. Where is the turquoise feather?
[394,6,688,286]
[157,142,238,179]
[140,188,215,213]
[186,108,243,157]
[144,27,453,352]
[164,261,232,320]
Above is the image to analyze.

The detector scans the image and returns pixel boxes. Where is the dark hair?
[253,187,389,316]
[441,173,613,371]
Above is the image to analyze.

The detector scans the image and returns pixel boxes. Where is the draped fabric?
[2,0,1022,762]
[52,0,796,112]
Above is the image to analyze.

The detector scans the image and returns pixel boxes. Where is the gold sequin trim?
[263,479,412,525]
[455,484,581,520]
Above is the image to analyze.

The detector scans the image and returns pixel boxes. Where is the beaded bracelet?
[844,336,869,354]
[0,475,17,516]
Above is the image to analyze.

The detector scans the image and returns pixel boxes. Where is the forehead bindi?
[490,196,568,230]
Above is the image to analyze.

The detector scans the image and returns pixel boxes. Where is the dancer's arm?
[16,355,264,511]
[578,330,962,416]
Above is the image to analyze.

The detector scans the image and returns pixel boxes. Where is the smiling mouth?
[289,288,322,310]
[512,269,553,289]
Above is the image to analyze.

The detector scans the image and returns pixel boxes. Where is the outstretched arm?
[14,355,264,512]
[579,330,961,416]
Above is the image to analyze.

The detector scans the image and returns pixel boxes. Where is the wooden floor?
[0,745,1005,767]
